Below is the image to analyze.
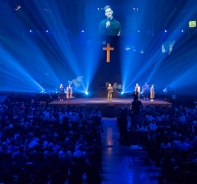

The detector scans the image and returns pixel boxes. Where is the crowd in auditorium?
[142,105,197,183]
[0,95,102,184]
[118,100,197,184]
[1,93,197,184]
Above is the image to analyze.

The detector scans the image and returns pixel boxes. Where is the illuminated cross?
[103,43,114,62]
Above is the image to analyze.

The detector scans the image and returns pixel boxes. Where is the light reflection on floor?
[101,118,159,184]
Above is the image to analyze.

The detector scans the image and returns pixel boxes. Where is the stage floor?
[49,98,172,107]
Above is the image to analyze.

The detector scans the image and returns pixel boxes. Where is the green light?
[189,21,196,27]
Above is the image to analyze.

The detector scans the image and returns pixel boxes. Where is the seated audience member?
[192,126,197,151]
[76,135,87,148]
[0,142,12,169]
[179,113,186,123]
[44,142,58,168]
[160,136,172,151]
[160,151,175,182]
[8,139,19,153]
[12,145,28,169]
[58,143,72,165]
[171,133,181,149]
[185,134,194,147]
[39,134,49,151]
[52,133,61,152]
[177,135,192,152]
[147,121,158,131]
[14,133,23,146]
[64,137,75,153]
[73,144,89,165]
[24,132,39,151]
[28,143,44,165]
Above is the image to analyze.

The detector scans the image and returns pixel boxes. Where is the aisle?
[101,117,159,184]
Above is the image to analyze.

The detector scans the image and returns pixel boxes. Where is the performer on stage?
[142,82,149,99]
[66,84,72,101]
[59,84,64,101]
[107,83,113,102]
[134,83,140,99]
[150,84,155,101]
[98,5,122,36]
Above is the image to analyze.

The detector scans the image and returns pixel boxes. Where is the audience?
[2,93,197,183]
[141,105,197,183]
[0,95,103,183]
[116,98,197,183]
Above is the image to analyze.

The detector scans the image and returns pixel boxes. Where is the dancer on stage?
[142,82,149,99]
[134,83,140,99]
[66,84,72,101]
[107,83,113,102]
[150,84,155,101]
[59,84,64,101]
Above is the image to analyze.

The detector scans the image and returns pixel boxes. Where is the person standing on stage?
[142,82,149,99]
[134,83,140,99]
[98,5,122,36]
[66,84,72,101]
[59,84,64,101]
[150,84,155,101]
[107,83,113,102]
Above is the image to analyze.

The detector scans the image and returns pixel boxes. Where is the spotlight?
[46,30,49,33]
[30,30,32,33]
[81,30,84,33]
[138,30,140,32]
[121,92,124,95]
[85,91,88,95]
[181,30,184,32]
[164,30,167,32]
[41,89,45,93]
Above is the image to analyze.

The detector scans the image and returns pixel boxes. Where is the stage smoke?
[68,76,83,88]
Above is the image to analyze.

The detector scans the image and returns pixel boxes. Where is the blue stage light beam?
[3,0,89,94]
[0,47,43,92]
[120,36,166,93]
[166,56,197,89]
[33,0,91,92]
[121,1,196,93]
[0,2,66,93]
[0,33,60,92]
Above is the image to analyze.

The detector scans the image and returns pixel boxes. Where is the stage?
[49,98,172,117]
[49,97,171,106]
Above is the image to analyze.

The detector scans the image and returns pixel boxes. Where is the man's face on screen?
[105,8,113,19]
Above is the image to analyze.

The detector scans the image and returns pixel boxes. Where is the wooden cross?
[103,43,114,62]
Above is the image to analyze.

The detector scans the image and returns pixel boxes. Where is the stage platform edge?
[48,98,171,117]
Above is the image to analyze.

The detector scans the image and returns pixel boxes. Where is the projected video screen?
[85,4,147,37]
[98,5,122,36]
